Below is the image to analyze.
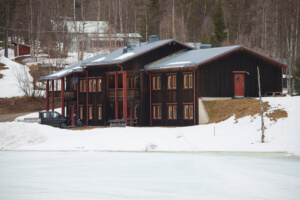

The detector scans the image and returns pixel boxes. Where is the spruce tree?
[212,0,226,47]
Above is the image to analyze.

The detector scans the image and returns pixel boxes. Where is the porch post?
[61,77,65,116]
[123,71,127,123]
[115,72,118,119]
[51,80,54,112]
[77,75,79,121]
[86,69,89,126]
[46,80,49,111]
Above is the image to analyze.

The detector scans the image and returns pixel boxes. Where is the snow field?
[0,96,299,156]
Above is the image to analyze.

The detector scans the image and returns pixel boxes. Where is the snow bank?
[0,96,299,155]
[0,55,33,98]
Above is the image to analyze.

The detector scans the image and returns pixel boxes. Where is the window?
[134,105,138,119]
[79,106,83,119]
[184,104,193,119]
[108,74,115,89]
[168,105,177,119]
[89,106,93,120]
[183,74,193,89]
[127,78,137,89]
[152,76,161,90]
[153,105,162,119]
[97,78,102,92]
[167,75,176,89]
[80,79,87,92]
[88,79,97,92]
[98,106,102,120]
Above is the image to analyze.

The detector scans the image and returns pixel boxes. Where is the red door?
[234,74,245,97]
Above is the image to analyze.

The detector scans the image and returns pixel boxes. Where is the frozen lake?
[0,151,300,200]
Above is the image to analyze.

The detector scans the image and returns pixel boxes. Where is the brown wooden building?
[40,38,288,127]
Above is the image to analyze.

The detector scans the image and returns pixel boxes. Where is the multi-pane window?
[108,74,115,89]
[153,105,162,119]
[79,79,87,92]
[183,74,193,89]
[134,105,138,119]
[127,78,137,89]
[152,76,161,90]
[88,79,97,92]
[184,104,193,119]
[89,106,93,119]
[79,106,83,119]
[97,78,102,92]
[168,105,177,119]
[89,106,93,120]
[98,106,102,120]
[167,75,176,89]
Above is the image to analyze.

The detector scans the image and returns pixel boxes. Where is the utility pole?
[257,67,265,143]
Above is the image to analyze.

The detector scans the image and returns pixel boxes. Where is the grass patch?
[266,109,288,122]
[203,99,271,124]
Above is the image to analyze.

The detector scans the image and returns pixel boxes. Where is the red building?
[12,42,31,57]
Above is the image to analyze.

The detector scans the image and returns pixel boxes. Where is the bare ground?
[0,96,60,115]
[203,99,287,124]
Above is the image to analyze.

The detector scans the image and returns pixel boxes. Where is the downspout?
[145,71,152,127]
[189,66,196,125]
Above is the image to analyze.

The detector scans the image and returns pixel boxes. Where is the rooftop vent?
[148,35,159,43]
[123,44,136,53]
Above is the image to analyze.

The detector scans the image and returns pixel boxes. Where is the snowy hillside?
[0,96,299,156]
[0,51,33,98]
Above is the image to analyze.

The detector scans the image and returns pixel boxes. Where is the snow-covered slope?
[0,54,33,98]
[0,96,299,155]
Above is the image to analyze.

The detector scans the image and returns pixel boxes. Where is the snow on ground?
[0,48,14,58]
[0,96,299,155]
[1,151,299,200]
[0,54,33,98]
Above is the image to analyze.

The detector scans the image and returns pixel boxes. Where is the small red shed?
[12,42,31,57]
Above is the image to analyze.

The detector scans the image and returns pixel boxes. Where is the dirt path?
[0,112,31,122]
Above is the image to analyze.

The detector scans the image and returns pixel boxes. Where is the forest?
[0,0,299,93]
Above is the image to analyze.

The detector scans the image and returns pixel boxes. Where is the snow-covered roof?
[40,39,191,80]
[86,39,190,66]
[65,21,142,39]
[40,54,106,81]
[145,45,289,70]
[65,21,110,34]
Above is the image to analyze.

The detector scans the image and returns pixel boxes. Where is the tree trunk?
[257,67,265,143]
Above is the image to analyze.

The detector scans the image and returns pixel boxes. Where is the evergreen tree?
[211,0,226,46]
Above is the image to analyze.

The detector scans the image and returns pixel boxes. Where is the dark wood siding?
[196,50,283,98]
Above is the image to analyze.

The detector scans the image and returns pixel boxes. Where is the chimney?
[148,35,159,43]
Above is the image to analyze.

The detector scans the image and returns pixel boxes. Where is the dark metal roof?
[86,39,188,66]
[40,39,192,80]
[40,54,105,81]
[145,45,289,71]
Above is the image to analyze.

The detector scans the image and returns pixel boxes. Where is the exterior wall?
[14,44,31,56]
[146,69,195,127]
[66,41,191,126]
[196,50,283,98]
